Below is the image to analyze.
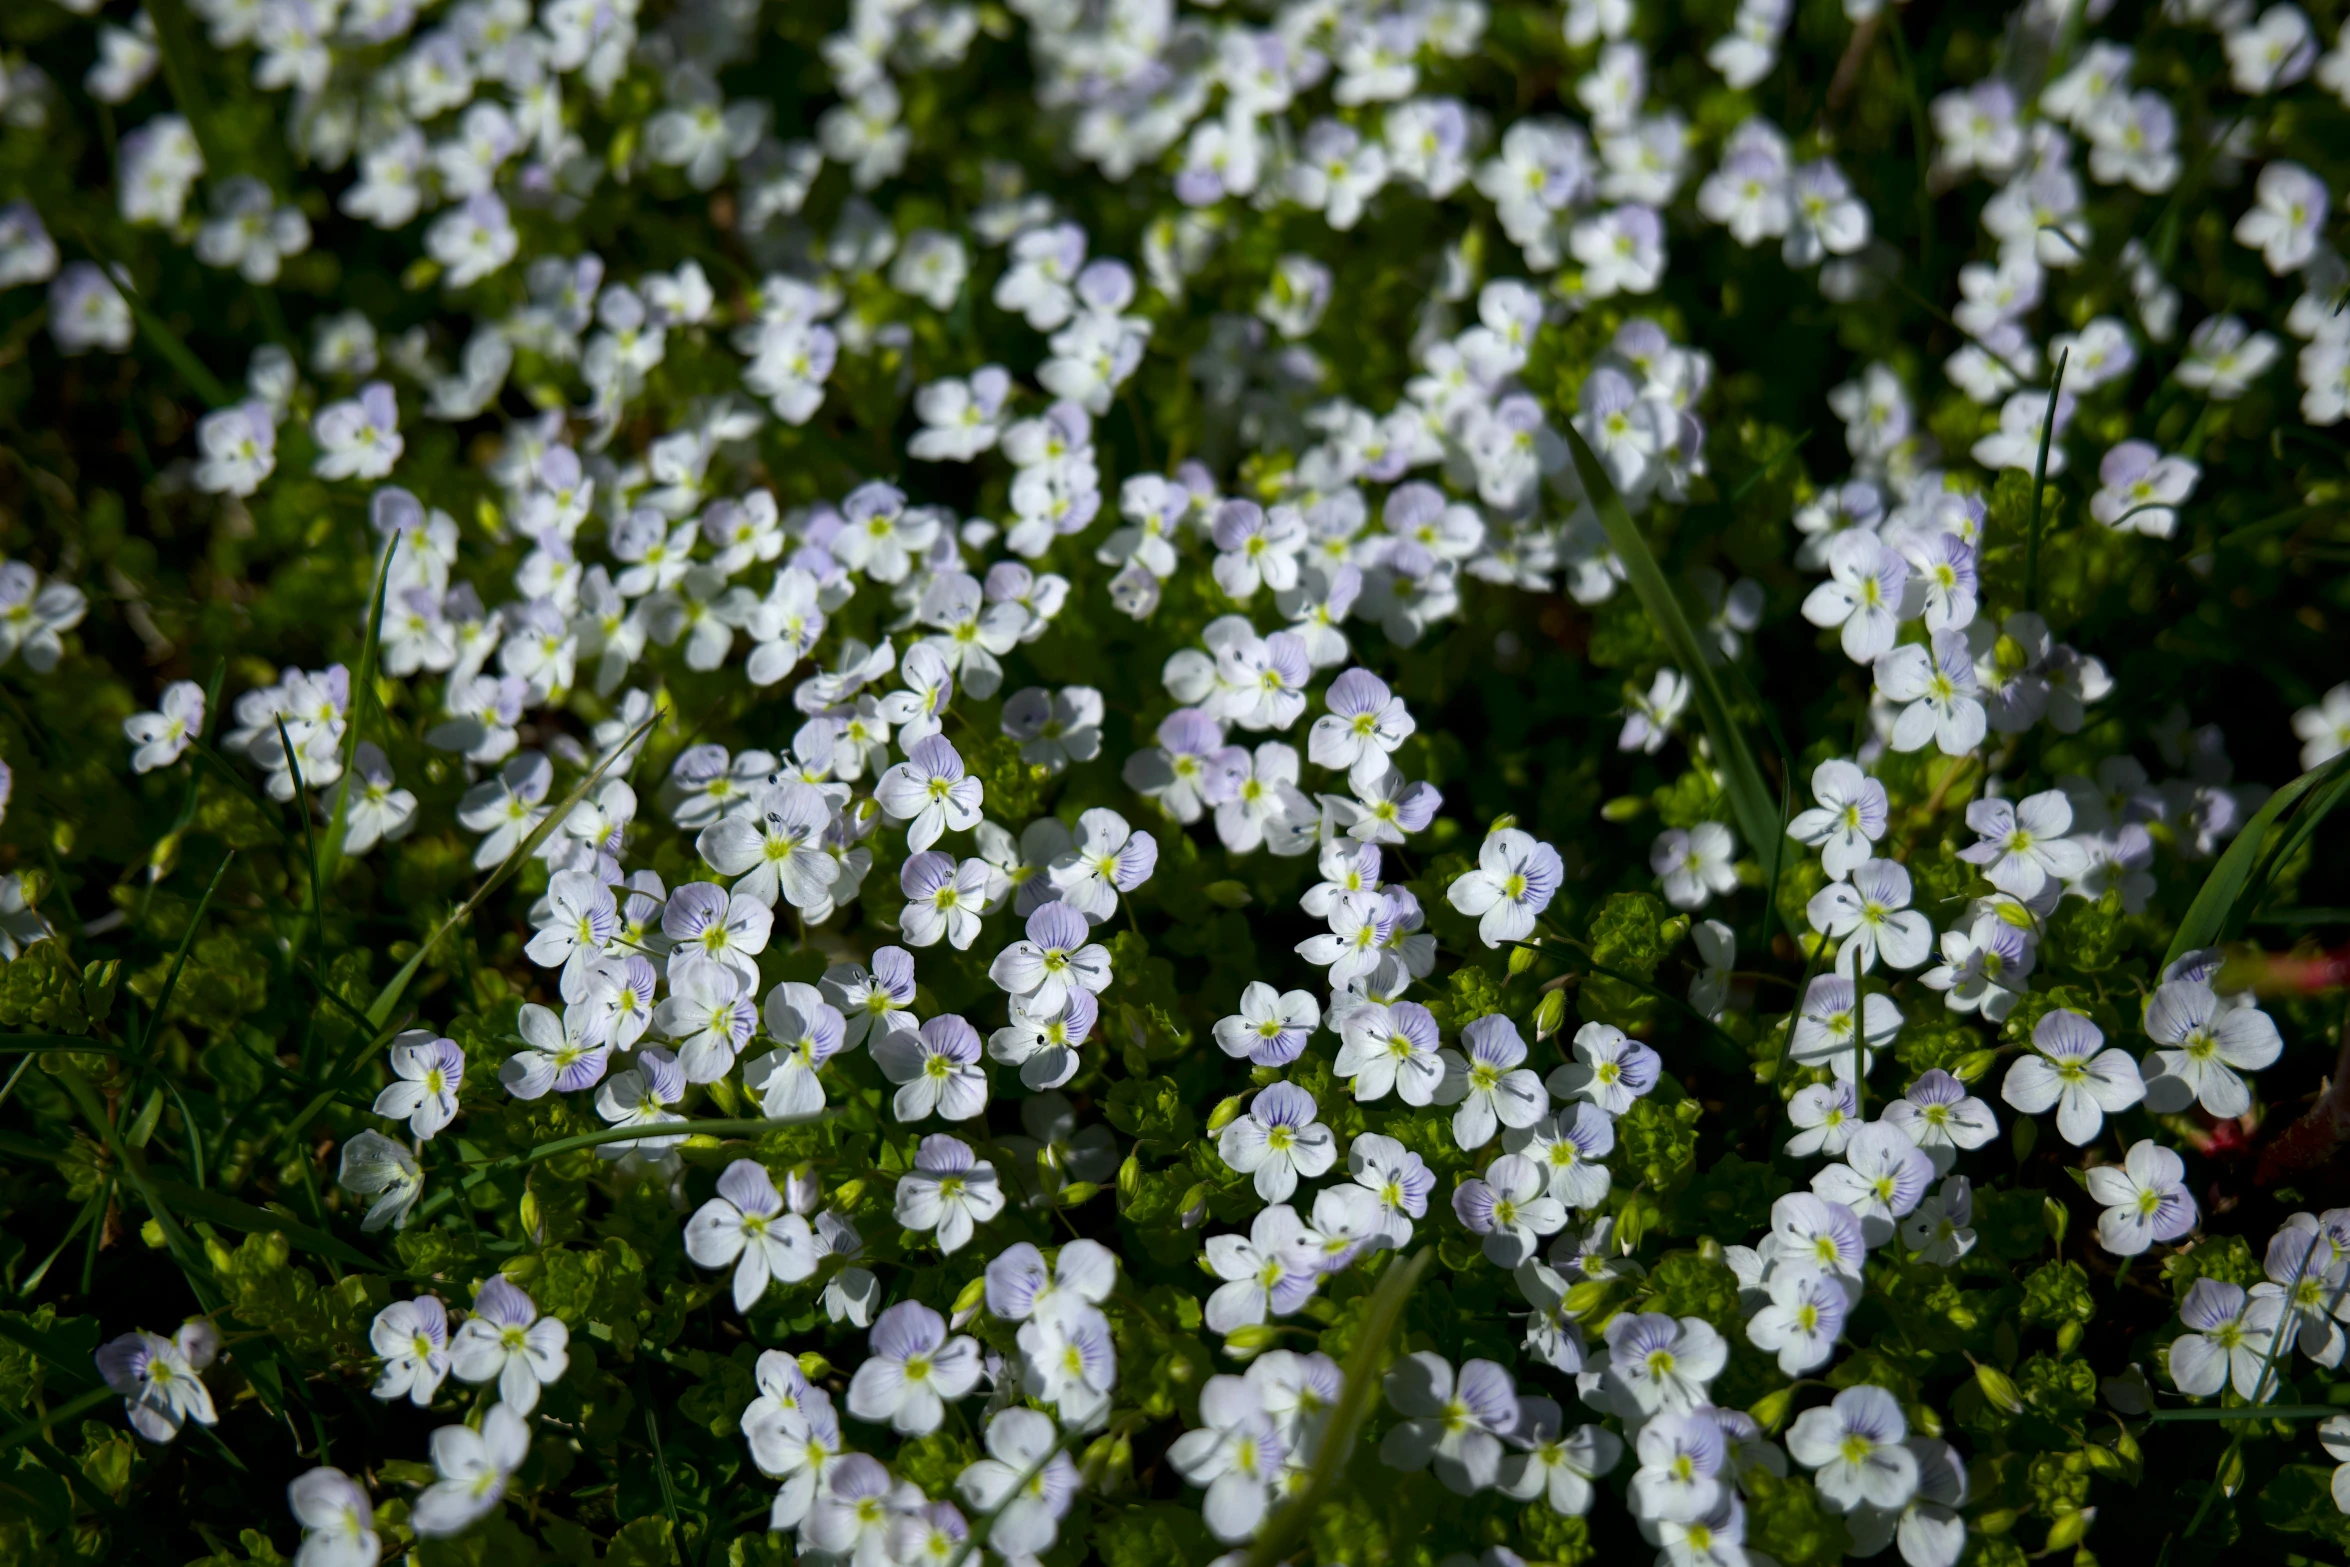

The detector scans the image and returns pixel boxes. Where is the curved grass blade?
[2022,349,2069,614]
[137,851,236,1061]
[147,1179,380,1271]
[1563,426,1784,862]
[364,705,664,1029]
[2161,748,2350,970]
[1242,1246,1434,1567]
[318,537,399,898]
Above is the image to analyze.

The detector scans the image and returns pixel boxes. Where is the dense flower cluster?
[2,0,2349,1564]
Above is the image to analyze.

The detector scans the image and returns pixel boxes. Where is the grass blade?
[138,851,236,1060]
[148,1178,381,1271]
[2161,749,2350,970]
[1242,1247,1433,1567]
[0,1385,115,1457]
[363,705,663,1028]
[318,537,399,898]
[1563,425,1785,862]
[59,225,230,409]
[2023,348,2069,614]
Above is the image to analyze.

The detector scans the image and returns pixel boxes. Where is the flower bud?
[2041,1507,2095,1552]
[1973,1360,2024,1414]
[1221,1323,1281,1359]
[796,1351,832,1380]
[1534,989,1567,1041]
[1057,1181,1100,1208]
[1747,1387,1794,1433]
[1562,1280,1613,1317]
[1952,1048,2000,1082]
[1506,943,1537,978]
[1205,1094,1246,1135]
[951,1275,989,1320]
[832,1178,867,1212]
[2043,1196,2069,1248]
[1202,880,1251,909]
[1601,795,1647,822]
[1486,813,1518,838]
[1117,1153,1141,1202]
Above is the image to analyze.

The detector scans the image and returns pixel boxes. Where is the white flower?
[1500,1103,1616,1210]
[894,1134,1005,1254]
[1214,982,1322,1069]
[1596,1312,1727,1418]
[1548,1022,1661,1116]
[412,1403,531,1538]
[1168,1376,1287,1542]
[1787,758,1889,879]
[1437,1014,1550,1149]
[1651,823,1739,910]
[2001,1008,2145,1146]
[371,1031,465,1140]
[2168,1278,2283,1398]
[125,680,205,772]
[1747,1266,1851,1374]
[874,1015,989,1122]
[1786,1080,1860,1158]
[2086,1138,2199,1256]
[2141,978,2284,1119]
[1047,807,1158,920]
[1631,1408,1729,1523]
[1447,828,1564,947]
[1451,1152,1569,1267]
[1620,667,1690,754]
[686,1160,819,1312]
[288,1466,379,1567]
[876,734,986,852]
[1881,1070,1998,1174]
[1803,533,1916,663]
[1787,1385,1917,1513]
[1919,912,2035,1021]
[343,743,418,855]
[1308,667,1415,772]
[1498,1399,1621,1515]
[1807,857,1932,976]
[1875,630,1987,755]
[1205,1204,1321,1333]
[2292,683,2350,771]
[369,1297,450,1406]
[95,1322,219,1443]
[1958,790,2088,899]
[847,1301,982,1435]
[312,382,404,482]
[338,1130,423,1232]
[1812,1124,1935,1245]
[1379,1352,1521,1494]
[448,1277,569,1414]
[1788,975,1901,1082]
[955,1407,1080,1557]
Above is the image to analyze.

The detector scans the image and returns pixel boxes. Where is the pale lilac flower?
[1548,1022,1659,1116]
[825,947,919,1049]
[1452,1152,1569,1266]
[1903,1175,1979,1267]
[1498,1400,1621,1515]
[1205,1204,1320,1333]
[1447,828,1563,948]
[525,870,619,1001]
[897,851,989,950]
[874,1014,989,1122]
[338,1131,423,1232]
[1048,807,1157,919]
[741,982,848,1118]
[1213,981,1322,1067]
[1631,1408,1729,1522]
[125,681,206,772]
[989,901,1112,1014]
[2168,1279,2282,1399]
[1348,1132,1434,1247]
[2141,979,2284,1119]
[660,880,773,992]
[1597,1313,1727,1417]
[2090,441,2199,538]
[2002,1008,2145,1146]
[1747,1267,1850,1374]
[1339,761,1443,845]
[1807,858,1933,974]
[802,1454,905,1560]
[288,1466,379,1567]
[1219,1082,1337,1203]
[686,1160,819,1311]
[1308,668,1416,772]
[955,1407,1080,1557]
[1788,1386,1917,1513]
[448,1277,568,1414]
[1959,790,2087,900]
[370,1297,451,1406]
[1380,1353,1520,1494]
[1651,823,1738,910]
[593,1049,689,1156]
[1619,668,1690,754]
[96,1323,219,1443]
[1812,1124,1935,1244]
[1786,759,1888,879]
[1167,1377,1287,1542]
[372,1031,465,1139]
[1498,1100,1613,1212]
[411,1403,530,1537]
[2087,1139,2199,1256]
[986,990,1097,1091]
[1875,629,1987,755]
[1786,1080,1860,1158]
[1437,1014,1549,1149]
[1803,533,1915,663]
[986,1239,1117,1329]
[894,1134,1005,1255]
[1298,888,1397,988]
[312,382,404,481]
[1767,1192,1870,1285]
[1882,1070,1998,1174]
[847,1301,982,1435]
[877,734,985,852]
[652,961,756,1084]
[1919,913,2035,1021]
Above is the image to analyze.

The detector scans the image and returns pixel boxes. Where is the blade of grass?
[141,0,228,175]
[148,1178,380,1271]
[57,1066,219,1314]
[644,1409,689,1567]
[1564,426,1784,861]
[2146,1406,2336,1423]
[1727,428,1811,505]
[2022,348,2070,614]
[59,225,230,409]
[364,707,662,1029]
[1242,1247,1434,1567]
[317,537,399,898]
[2162,749,2350,969]
[0,1385,115,1457]
[137,851,236,1061]
[276,718,327,963]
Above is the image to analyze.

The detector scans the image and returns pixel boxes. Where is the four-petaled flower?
[686,1159,819,1311]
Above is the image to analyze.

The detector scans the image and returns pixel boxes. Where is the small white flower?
[1787,1385,1917,1513]
[1379,1352,1521,1495]
[1437,1015,1550,1149]
[1786,759,1889,879]
[448,1277,569,1414]
[1651,823,1739,910]
[369,1297,450,1406]
[288,1466,379,1567]
[686,1160,819,1312]
[2168,1278,2282,1399]
[894,1134,1006,1255]
[1218,1082,1338,1203]
[1447,828,1564,948]
[412,1403,531,1538]
[2086,1138,2199,1256]
[847,1300,983,1435]
[2001,1008,2145,1146]
[371,1031,465,1140]
[95,1322,219,1443]
[124,681,205,773]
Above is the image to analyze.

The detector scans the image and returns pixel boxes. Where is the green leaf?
[317,536,400,899]
[2162,748,2350,969]
[1562,425,1784,866]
